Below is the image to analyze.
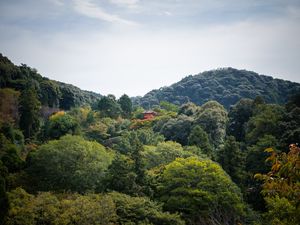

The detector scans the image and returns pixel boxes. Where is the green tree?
[109,192,185,225]
[160,115,193,145]
[142,141,194,169]
[97,95,121,119]
[178,102,199,116]
[0,123,24,173]
[118,94,132,118]
[245,104,284,144]
[6,188,36,225]
[159,101,179,112]
[6,188,117,225]
[106,153,139,195]
[39,80,61,107]
[245,135,278,211]
[44,111,80,140]
[227,98,254,142]
[27,135,113,193]
[130,134,145,186]
[19,88,41,138]
[1,144,24,173]
[0,161,8,224]
[58,194,117,225]
[113,129,164,154]
[188,125,213,156]
[195,101,228,148]
[135,128,165,145]
[279,94,300,148]
[156,157,246,225]
[217,136,245,185]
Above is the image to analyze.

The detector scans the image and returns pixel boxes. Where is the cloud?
[164,11,172,16]
[73,0,137,25]
[2,13,299,97]
[48,0,64,6]
[1,0,300,97]
[109,0,139,8]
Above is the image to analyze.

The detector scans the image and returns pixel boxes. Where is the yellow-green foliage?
[6,188,117,225]
[142,141,194,169]
[157,157,246,224]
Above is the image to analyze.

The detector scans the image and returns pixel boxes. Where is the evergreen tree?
[118,94,132,118]
[227,98,254,142]
[97,95,121,119]
[217,136,245,185]
[0,161,8,224]
[188,125,213,156]
[106,154,139,195]
[19,88,41,138]
[130,134,145,186]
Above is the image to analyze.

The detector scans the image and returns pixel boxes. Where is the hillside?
[1,54,300,225]
[134,68,300,109]
[0,53,101,110]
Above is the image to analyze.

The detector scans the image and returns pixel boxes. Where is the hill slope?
[134,68,300,109]
[0,53,101,110]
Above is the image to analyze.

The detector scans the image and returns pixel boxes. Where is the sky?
[0,0,300,97]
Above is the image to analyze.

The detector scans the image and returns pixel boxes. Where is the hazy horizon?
[1,0,300,97]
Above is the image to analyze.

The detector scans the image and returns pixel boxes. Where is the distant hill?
[133,68,300,109]
[0,53,101,110]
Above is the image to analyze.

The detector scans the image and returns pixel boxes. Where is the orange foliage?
[255,144,300,201]
[49,111,65,120]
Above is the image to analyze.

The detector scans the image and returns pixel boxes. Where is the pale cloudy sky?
[0,0,300,97]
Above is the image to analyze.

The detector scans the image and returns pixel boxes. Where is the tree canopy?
[155,157,246,225]
[27,135,113,192]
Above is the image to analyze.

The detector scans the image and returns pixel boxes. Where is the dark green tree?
[59,87,76,110]
[130,134,145,186]
[0,161,8,225]
[106,154,138,195]
[118,94,132,118]
[245,135,278,211]
[217,136,245,185]
[160,115,193,145]
[227,98,254,141]
[98,95,121,119]
[19,88,41,138]
[246,104,284,145]
[39,80,61,107]
[279,94,300,148]
[188,125,213,156]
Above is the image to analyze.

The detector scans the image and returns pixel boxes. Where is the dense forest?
[133,68,300,109]
[0,54,101,111]
[0,54,299,225]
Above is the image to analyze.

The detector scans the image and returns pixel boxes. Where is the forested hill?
[0,53,101,110]
[134,68,300,109]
